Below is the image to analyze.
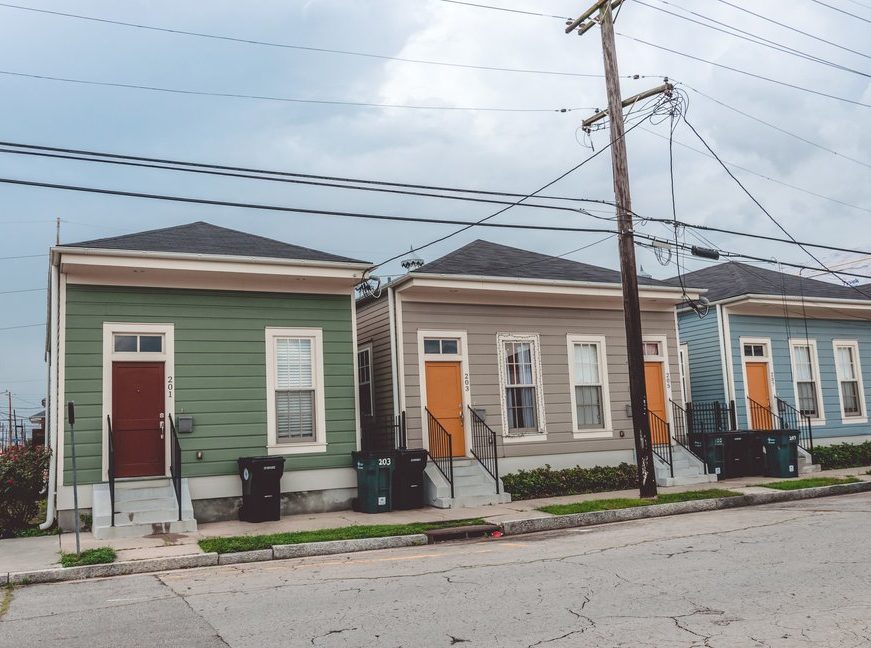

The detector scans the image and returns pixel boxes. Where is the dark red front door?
[112,362,165,478]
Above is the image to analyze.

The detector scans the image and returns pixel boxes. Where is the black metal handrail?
[776,397,814,462]
[468,407,500,494]
[649,410,673,478]
[747,398,778,431]
[686,400,736,434]
[168,414,182,522]
[425,408,454,499]
[106,414,116,528]
[361,412,406,451]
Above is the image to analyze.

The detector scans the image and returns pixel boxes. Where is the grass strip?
[60,547,117,568]
[761,476,860,491]
[537,488,742,516]
[198,518,487,554]
[0,584,13,620]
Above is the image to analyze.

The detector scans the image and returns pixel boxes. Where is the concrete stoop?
[424,459,511,508]
[92,479,197,539]
[654,445,719,487]
[798,450,821,475]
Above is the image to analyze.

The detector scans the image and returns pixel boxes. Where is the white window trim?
[416,330,472,456]
[265,327,327,455]
[101,322,175,482]
[358,343,374,418]
[788,338,826,425]
[497,332,547,441]
[832,339,867,424]
[567,335,613,439]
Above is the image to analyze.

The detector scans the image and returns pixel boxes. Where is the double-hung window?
[358,345,374,418]
[266,328,326,454]
[790,341,822,420]
[834,341,865,420]
[568,336,611,434]
[498,334,544,435]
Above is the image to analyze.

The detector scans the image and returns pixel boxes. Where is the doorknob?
[159,420,165,439]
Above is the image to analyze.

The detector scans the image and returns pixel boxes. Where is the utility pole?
[5,391,11,447]
[56,217,61,245]
[566,0,669,498]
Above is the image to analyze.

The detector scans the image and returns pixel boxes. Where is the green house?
[44,222,370,537]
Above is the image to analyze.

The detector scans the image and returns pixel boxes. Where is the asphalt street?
[3,493,871,647]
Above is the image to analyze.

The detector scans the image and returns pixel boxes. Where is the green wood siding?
[63,285,355,485]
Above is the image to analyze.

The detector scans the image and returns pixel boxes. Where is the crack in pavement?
[311,627,357,645]
[156,574,231,647]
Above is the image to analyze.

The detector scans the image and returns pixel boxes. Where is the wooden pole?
[597,0,658,497]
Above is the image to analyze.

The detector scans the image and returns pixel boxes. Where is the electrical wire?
[0,253,45,260]
[437,0,571,20]
[0,287,45,295]
[0,2,614,81]
[0,322,45,330]
[0,69,586,113]
[809,0,871,23]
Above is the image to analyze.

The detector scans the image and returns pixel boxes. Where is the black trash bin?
[692,432,725,479]
[723,432,764,478]
[238,456,285,522]
[762,430,799,478]
[392,449,428,510]
[352,450,395,513]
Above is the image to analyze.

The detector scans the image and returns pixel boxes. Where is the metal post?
[67,401,80,555]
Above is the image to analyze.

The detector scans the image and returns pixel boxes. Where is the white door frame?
[101,322,175,481]
[416,329,472,457]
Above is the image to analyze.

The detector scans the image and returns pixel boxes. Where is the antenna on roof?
[400,247,424,271]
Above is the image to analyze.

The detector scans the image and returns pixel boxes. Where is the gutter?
[40,263,59,530]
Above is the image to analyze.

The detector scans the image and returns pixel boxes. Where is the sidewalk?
[3,466,869,574]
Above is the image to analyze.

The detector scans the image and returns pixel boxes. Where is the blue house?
[673,262,871,468]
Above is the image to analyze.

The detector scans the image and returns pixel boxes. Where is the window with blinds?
[835,342,864,418]
[274,337,315,442]
[792,343,820,418]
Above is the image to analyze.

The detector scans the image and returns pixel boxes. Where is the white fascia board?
[394,273,696,300]
[691,294,871,311]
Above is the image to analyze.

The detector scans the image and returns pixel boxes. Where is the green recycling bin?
[351,450,395,513]
[692,433,726,479]
[762,430,799,478]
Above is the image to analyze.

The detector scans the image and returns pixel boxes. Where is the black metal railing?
[168,414,182,522]
[776,397,814,461]
[648,410,673,478]
[468,407,500,494]
[686,400,736,434]
[106,414,116,527]
[747,398,778,431]
[361,412,406,451]
[425,408,454,499]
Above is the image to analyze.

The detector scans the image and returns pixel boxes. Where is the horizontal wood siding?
[729,314,871,439]
[63,285,355,485]
[356,296,395,418]
[678,309,725,403]
[401,300,681,458]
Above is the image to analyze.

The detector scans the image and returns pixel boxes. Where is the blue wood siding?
[728,314,871,439]
[678,309,725,404]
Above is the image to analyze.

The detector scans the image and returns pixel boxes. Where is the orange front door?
[644,361,669,444]
[746,362,772,429]
[425,361,466,457]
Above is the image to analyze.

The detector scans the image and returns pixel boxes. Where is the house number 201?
[167,375,174,398]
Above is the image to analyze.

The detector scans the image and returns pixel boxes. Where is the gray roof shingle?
[65,221,367,264]
[668,261,870,302]
[413,239,668,286]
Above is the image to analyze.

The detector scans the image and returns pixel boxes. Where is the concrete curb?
[8,553,219,585]
[217,549,274,565]
[272,534,428,559]
[500,480,871,536]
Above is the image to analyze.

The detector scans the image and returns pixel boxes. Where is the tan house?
[357,240,711,507]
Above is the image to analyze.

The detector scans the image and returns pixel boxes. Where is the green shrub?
[60,547,116,568]
[813,442,871,470]
[502,463,637,500]
[0,445,51,538]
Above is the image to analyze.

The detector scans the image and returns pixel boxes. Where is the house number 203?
[167,375,174,398]
[464,373,470,392]
[378,457,392,466]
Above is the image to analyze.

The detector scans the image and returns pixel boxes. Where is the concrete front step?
[93,519,198,540]
[92,479,197,540]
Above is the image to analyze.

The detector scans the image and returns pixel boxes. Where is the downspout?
[387,285,400,418]
[40,261,59,530]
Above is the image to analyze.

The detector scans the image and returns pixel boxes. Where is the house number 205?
[167,375,174,398]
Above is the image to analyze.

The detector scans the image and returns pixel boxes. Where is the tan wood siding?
[356,296,394,418]
[400,300,681,458]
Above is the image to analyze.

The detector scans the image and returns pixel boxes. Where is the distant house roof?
[668,261,870,303]
[64,221,367,265]
[413,240,668,286]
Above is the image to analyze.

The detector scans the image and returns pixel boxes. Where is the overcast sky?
[1,0,869,415]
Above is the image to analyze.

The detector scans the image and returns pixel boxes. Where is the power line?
[0,2,614,80]
[639,125,871,215]
[0,253,45,260]
[809,0,871,23]
[635,0,871,78]
[0,322,44,330]
[0,287,45,295]
[616,32,871,109]
[711,0,871,61]
[683,85,871,172]
[0,175,623,235]
[437,0,571,20]
[0,69,586,114]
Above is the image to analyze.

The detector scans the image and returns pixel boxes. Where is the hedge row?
[502,462,637,501]
[814,442,871,470]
